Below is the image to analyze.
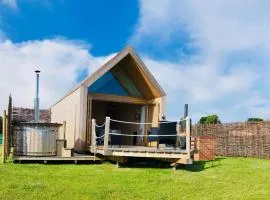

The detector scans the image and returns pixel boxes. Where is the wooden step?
[62,148,72,157]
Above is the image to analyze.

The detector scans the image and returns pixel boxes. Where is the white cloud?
[130,0,270,122]
[143,56,259,121]
[1,0,269,123]
[0,0,17,9]
[0,38,113,111]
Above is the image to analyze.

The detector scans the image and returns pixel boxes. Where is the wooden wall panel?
[90,93,150,105]
[112,55,155,100]
[51,86,86,151]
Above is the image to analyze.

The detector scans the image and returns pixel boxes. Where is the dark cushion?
[110,130,122,145]
[159,121,177,145]
[96,128,104,145]
[148,127,159,142]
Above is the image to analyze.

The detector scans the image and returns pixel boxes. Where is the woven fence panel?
[192,122,270,159]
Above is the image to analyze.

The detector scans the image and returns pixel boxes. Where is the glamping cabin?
[51,46,193,164]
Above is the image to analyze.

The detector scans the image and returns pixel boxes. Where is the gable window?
[88,71,129,96]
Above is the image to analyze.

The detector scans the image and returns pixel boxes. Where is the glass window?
[88,71,128,96]
[88,69,142,97]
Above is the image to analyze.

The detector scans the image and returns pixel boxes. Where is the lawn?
[0,147,270,200]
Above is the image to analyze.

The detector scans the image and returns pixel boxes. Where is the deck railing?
[91,116,192,158]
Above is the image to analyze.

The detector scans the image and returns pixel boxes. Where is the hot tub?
[14,122,62,156]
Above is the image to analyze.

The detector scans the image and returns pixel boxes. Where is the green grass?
[0,149,270,200]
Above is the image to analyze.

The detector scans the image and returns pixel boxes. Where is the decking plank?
[94,145,194,160]
[106,145,190,153]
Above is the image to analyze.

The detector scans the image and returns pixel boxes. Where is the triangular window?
[88,70,142,97]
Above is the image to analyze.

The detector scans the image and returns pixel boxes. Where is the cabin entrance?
[90,100,149,146]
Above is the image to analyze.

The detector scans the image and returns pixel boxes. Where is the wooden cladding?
[89,93,154,105]
[112,55,155,100]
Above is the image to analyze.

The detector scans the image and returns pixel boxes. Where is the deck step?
[62,148,72,157]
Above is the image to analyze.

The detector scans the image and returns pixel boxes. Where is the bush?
[247,118,264,122]
[199,114,221,124]
[199,116,207,124]
[0,116,2,131]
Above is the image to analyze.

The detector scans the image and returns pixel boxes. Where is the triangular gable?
[82,46,166,99]
[51,46,166,107]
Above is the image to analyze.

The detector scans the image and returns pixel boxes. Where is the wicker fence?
[192,122,270,159]
[12,107,51,122]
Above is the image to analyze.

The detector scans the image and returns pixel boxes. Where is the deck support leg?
[171,163,178,171]
[74,160,77,164]
[44,160,47,164]
[115,157,120,168]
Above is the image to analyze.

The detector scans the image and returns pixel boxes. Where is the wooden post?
[7,95,12,153]
[63,120,67,148]
[186,117,191,159]
[63,121,66,139]
[145,105,149,145]
[86,95,92,146]
[103,116,110,155]
[2,111,7,163]
[91,119,96,153]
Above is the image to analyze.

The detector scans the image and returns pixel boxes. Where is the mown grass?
[0,146,270,200]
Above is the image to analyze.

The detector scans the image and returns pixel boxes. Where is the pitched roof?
[51,46,166,107]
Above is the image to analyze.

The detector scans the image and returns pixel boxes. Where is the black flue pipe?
[184,104,188,118]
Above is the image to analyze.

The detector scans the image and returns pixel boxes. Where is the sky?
[0,0,270,122]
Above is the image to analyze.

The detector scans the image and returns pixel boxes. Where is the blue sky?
[0,1,138,55]
[1,0,270,122]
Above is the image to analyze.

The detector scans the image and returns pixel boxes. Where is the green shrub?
[199,114,221,124]
[247,118,264,122]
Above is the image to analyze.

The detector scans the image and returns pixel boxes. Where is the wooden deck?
[94,145,194,163]
[90,116,194,164]
[13,155,100,163]
[98,145,189,153]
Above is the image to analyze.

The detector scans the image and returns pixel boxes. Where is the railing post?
[186,116,191,159]
[91,119,96,153]
[103,116,110,155]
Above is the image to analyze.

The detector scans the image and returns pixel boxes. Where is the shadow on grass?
[12,156,226,171]
[117,157,226,172]
[120,158,172,169]
[183,157,226,172]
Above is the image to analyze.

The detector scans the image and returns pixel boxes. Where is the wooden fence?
[192,122,270,159]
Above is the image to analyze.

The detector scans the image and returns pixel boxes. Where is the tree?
[247,118,263,122]
[199,114,221,124]
[0,116,2,131]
